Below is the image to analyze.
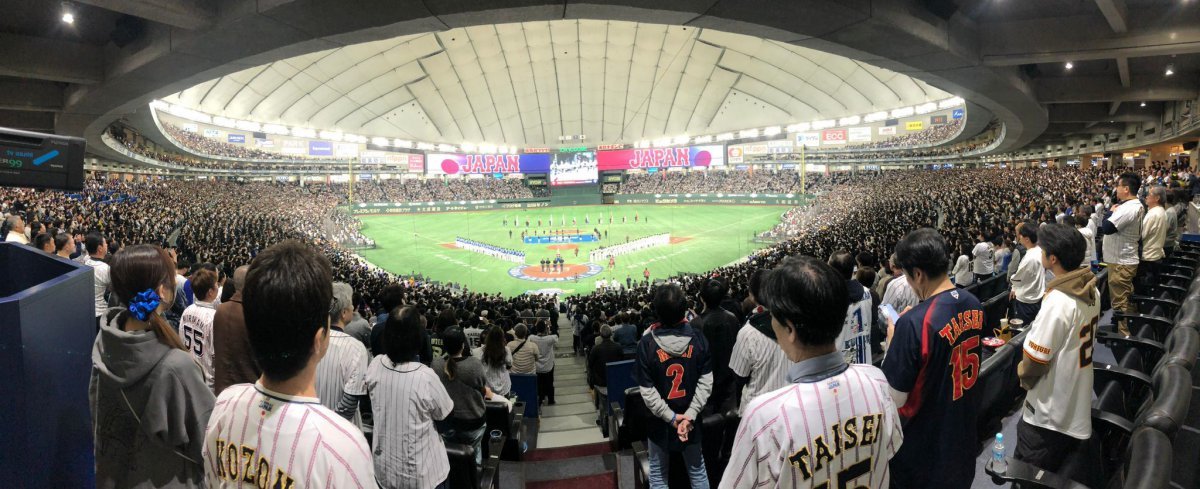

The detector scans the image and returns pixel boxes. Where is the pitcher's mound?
[508,263,602,282]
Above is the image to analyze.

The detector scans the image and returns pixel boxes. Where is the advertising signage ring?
[596,146,720,170]
[427,153,550,175]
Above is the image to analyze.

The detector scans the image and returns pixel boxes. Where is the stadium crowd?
[162,122,351,162]
[840,118,964,150]
[5,161,1200,489]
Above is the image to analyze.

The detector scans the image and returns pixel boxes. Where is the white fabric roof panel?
[165,19,950,146]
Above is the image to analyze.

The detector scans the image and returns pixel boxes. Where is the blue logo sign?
[952,108,964,119]
[308,140,333,156]
[33,150,60,166]
[227,134,246,143]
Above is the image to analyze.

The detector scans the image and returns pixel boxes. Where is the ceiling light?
[461,142,476,152]
[672,135,691,145]
[738,129,759,138]
[715,133,735,142]
[693,135,713,144]
[371,137,390,147]
[392,139,412,148]
[61,3,75,24]
[1165,64,1175,76]
[787,123,812,132]
[1140,101,1146,107]
[837,116,861,126]
[1064,62,1073,70]
[762,127,781,137]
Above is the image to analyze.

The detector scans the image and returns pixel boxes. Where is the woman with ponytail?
[432,327,492,467]
[89,244,214,489]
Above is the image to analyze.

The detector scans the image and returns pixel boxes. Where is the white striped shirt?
[365,357,453,489]
[315,329,369,428]
[180,301,218,391]
[202,383,374,488]
[728,318,789,415]
[1102,198,1143,265]
[720,364,902,489]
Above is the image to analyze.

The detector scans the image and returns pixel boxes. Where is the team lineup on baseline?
[356,204,788,296]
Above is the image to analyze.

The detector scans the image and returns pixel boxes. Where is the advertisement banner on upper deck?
[281,139,305,155]
[426,153,549,175]
[596,146,720,170]
[848,127,872,142]
[821,129,847,145]
[308,140,333,156]
[795,132,820,148]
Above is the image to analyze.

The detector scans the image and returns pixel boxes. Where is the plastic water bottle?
[991,433,1007,473]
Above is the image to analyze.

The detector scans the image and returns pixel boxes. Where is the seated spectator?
[587,324,625,407]
[432,328,491,467]
[366,306,453,489]
[91,244,213,489]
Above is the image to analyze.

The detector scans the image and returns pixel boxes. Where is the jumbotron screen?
[550,151,598,186]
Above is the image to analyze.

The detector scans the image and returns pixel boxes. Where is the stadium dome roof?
[161,20,949,147]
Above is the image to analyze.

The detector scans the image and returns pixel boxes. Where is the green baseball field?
[356,204,789,296]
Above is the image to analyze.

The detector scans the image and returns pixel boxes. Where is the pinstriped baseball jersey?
[1102,198,1143,265]
[839,284,873,365]
[720,364,902,489]
[315,329,369,428]
[728,314,789,415]
[180,301,217,391]
[202,383,374,488]
[364,357,454,489]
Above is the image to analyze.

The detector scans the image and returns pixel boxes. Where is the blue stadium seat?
[509,374,539,418]
[604,359,636,411]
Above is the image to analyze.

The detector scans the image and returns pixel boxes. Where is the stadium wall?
[611,193,812,206]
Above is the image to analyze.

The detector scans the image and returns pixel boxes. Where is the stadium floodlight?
[371,137,390,147]
[863,111,888,123]
[937,97,964,109]
[293,128,316,138]
[914,102,938,114]
[212,116,235,128]
[811,119,836,130]
[416,142,436,150]
[762,126,782,137]
[715,133,734,142]
[461,142,476,152]
[392,139,413,148]
[890,107,915,118]
[738,129,759,138]
[672,135,691,145]
[479,144,496,154]
[694,135,714,144]
[837,116,860,126]
[1165,64,1175,76]
[149,100,169,111]
[319,130,343,141]
[263,124,289,135]
[652,137,673,147]
[437,144,456,152]
[344,134,366,143]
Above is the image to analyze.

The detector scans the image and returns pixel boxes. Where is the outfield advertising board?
[350,198,551,214]
[611,193,809,206]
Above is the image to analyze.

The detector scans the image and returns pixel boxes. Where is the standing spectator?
[612,313,640,356]
[507,323,541,374]
[474,326,513,397]
[1015,224,1100,487]
[636,284,712,489]
[371,283,433,364]
[881,228,984,489]
[721,256,901,489]
[881,254,920,312]
[315,282,370,427]
[54,231,76,260]
[1102,173,1144,335]
[588,325,625,408]
[91,244,213,489]
[952,243,973,287]
[1163,189,1181,258]
[972,233,995,283]
[1009,222,1046,325]
[464,319,484,349]
[532,320,559,405]
[433,328,491,467]
[34,232,54,253]
[366,306,453,489]
[690,277,740,413]
[343,291,372,351]
[729,269,789,415]
[211,265,258,395]
[178,268,219,391]
[1138,185,1168,291]
[203,241,374,488]
[829,251,873,364]
[1074,215,1097,269]
[84,231,111,330]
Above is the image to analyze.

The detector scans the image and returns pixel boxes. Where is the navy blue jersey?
[635,321,712,446]
[882,288,983,489]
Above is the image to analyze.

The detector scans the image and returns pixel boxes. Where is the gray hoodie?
[89,311,214,489]
[638,324,713,425]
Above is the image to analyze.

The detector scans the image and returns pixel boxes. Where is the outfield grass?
[356,204,787,296]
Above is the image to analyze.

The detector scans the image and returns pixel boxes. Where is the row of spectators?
[620,169,864,195]
[162,123,351,163]
[839,118,963,150]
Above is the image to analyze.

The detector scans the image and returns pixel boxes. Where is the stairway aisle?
[537,315,608,449]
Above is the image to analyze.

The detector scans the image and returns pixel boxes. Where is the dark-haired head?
[192,268,219,302]
[1117,172,1141,198]
[85,230,107,257]
[1017,220,1039,245]
[1038,223,1085,271]
[698,277,727,309]
[759,256,848,356]
[827,250,855,279]
[653,284,687,326]
[748,269,766,304]
[109,244,185,350]
[384,306,425,364]
[243,240,333,383]
[34,233,54,253]
[440,327,468,380]
[894,228,950,279]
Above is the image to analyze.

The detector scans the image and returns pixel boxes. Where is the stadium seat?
[610,386,648,451]
[975,331,1026,444]
[445,441,501,489]
[985,426,1170,489]
[509,374,539,418]
[485,400,524,461]
[604,360,637,411]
